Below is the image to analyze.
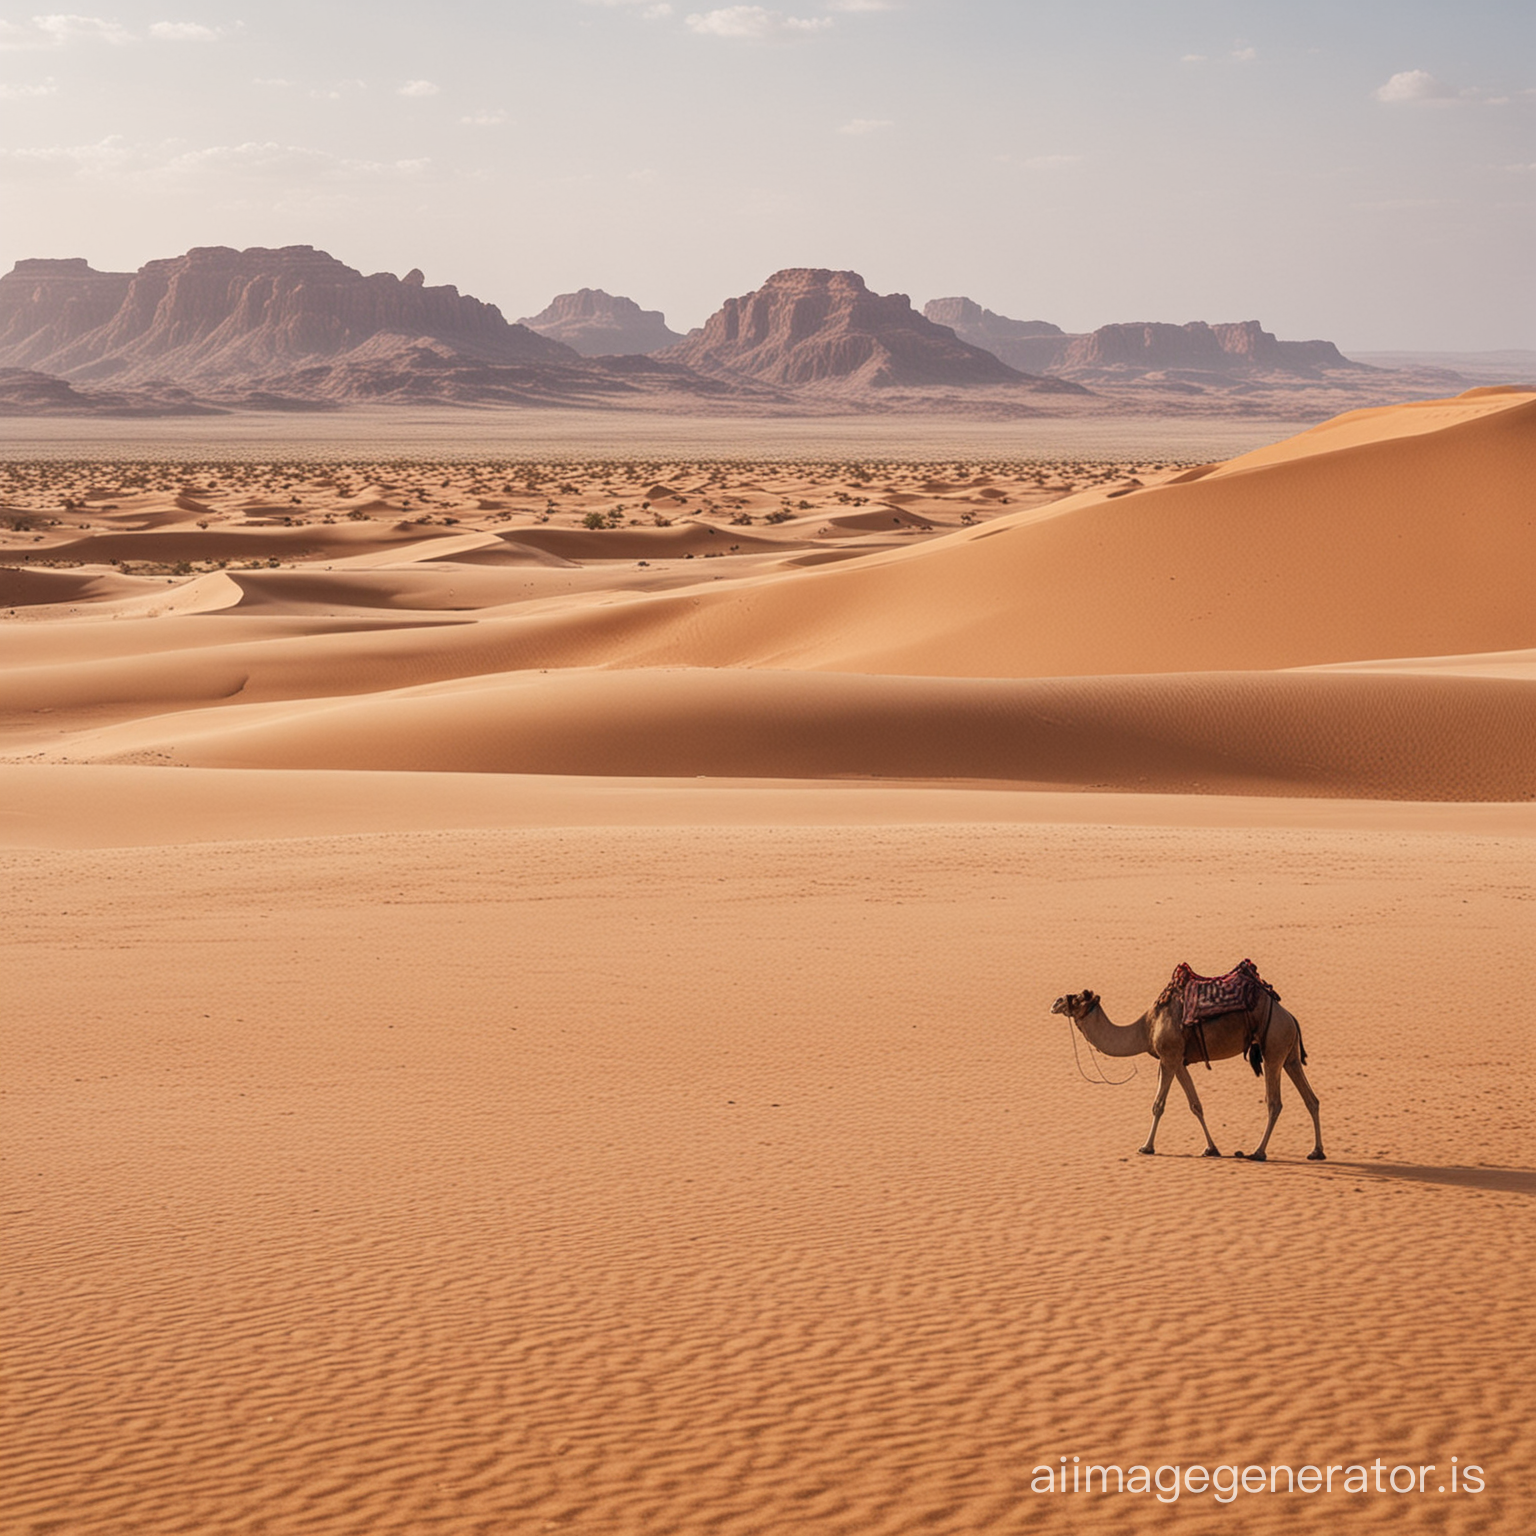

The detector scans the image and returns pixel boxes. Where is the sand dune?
[35,665,1532,801]
[1300,647,1536,680]
[5,392,1529,803]
[3,395,1533,1536]
[521,390,1534,678]
[0,563,146,607]
[497,522,796,560]
[24,517,462,566]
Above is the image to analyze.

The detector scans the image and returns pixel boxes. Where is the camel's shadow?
[1322,1161,1536,1196]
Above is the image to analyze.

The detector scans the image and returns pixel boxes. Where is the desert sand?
[3,390,1533,1535]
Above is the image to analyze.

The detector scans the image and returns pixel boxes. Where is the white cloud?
[0,14,133,49]
[461,108,507,126]
[0,76,59,97]
[1024,153,1082,170]
[156,142,431,183]
[0,134,134,176]
[36,13,133,45]
[0,135,431,184]
[308,79,366,100]
[1182,47,1256,65]
[0,15,231,48]
[149,21,221,42]
[398,79,440,97]
[839,117,893,134]
[685,7,832,38]
[145,143,433,187]
[1374,70,1453,103]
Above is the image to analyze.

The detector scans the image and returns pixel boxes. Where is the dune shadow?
[1326,1161,1536,1195]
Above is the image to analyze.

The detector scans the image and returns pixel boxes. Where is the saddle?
[1158,959,1280,1069]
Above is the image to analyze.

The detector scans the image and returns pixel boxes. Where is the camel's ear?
[1084,990,1099,1008]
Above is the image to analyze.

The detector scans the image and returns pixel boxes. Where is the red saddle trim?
[1158,958,1279,1027]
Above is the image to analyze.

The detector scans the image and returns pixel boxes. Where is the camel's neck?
[1076,1004,1153,1058]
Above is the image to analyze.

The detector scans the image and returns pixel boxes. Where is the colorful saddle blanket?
[1158,959,1278,1028]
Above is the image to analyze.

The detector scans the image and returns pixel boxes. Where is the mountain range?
[0,245,1478,417]
[923,297,1362,384]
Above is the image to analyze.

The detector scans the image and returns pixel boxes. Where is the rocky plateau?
[519,288,684,357]
[0,247,1489,417]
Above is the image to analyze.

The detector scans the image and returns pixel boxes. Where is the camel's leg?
[1284,1055,1325,1160]
[1175,1065,1222,1157]
[1139,1060,1176,1155]
[1239,1054,1285,1161]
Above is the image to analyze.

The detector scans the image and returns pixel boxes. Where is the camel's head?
[1051,990,1100,1022]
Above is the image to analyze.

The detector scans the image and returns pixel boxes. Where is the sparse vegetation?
[0,453,1190,622]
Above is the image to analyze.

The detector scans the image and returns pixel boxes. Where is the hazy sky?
[2,1,1531,350]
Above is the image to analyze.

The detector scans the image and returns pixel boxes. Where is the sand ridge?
[19,666,1530,801]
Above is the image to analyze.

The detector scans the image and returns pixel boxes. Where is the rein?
[1065,1015,1139,1086]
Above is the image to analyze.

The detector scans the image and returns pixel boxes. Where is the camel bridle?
[1062,994,1139,1086]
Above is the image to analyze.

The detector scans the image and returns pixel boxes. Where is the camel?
[1051,984,1324,1161]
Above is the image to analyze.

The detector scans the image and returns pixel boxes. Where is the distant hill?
[922,298,1064,372]
[519,288,683,356]
[0,366,230,417]
[927,297,1367,383]
[0,247,588,403]
[660,269,1085,394]
[1351,350,1536,387]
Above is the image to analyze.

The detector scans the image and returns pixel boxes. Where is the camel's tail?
[1247,999,1306,1075]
